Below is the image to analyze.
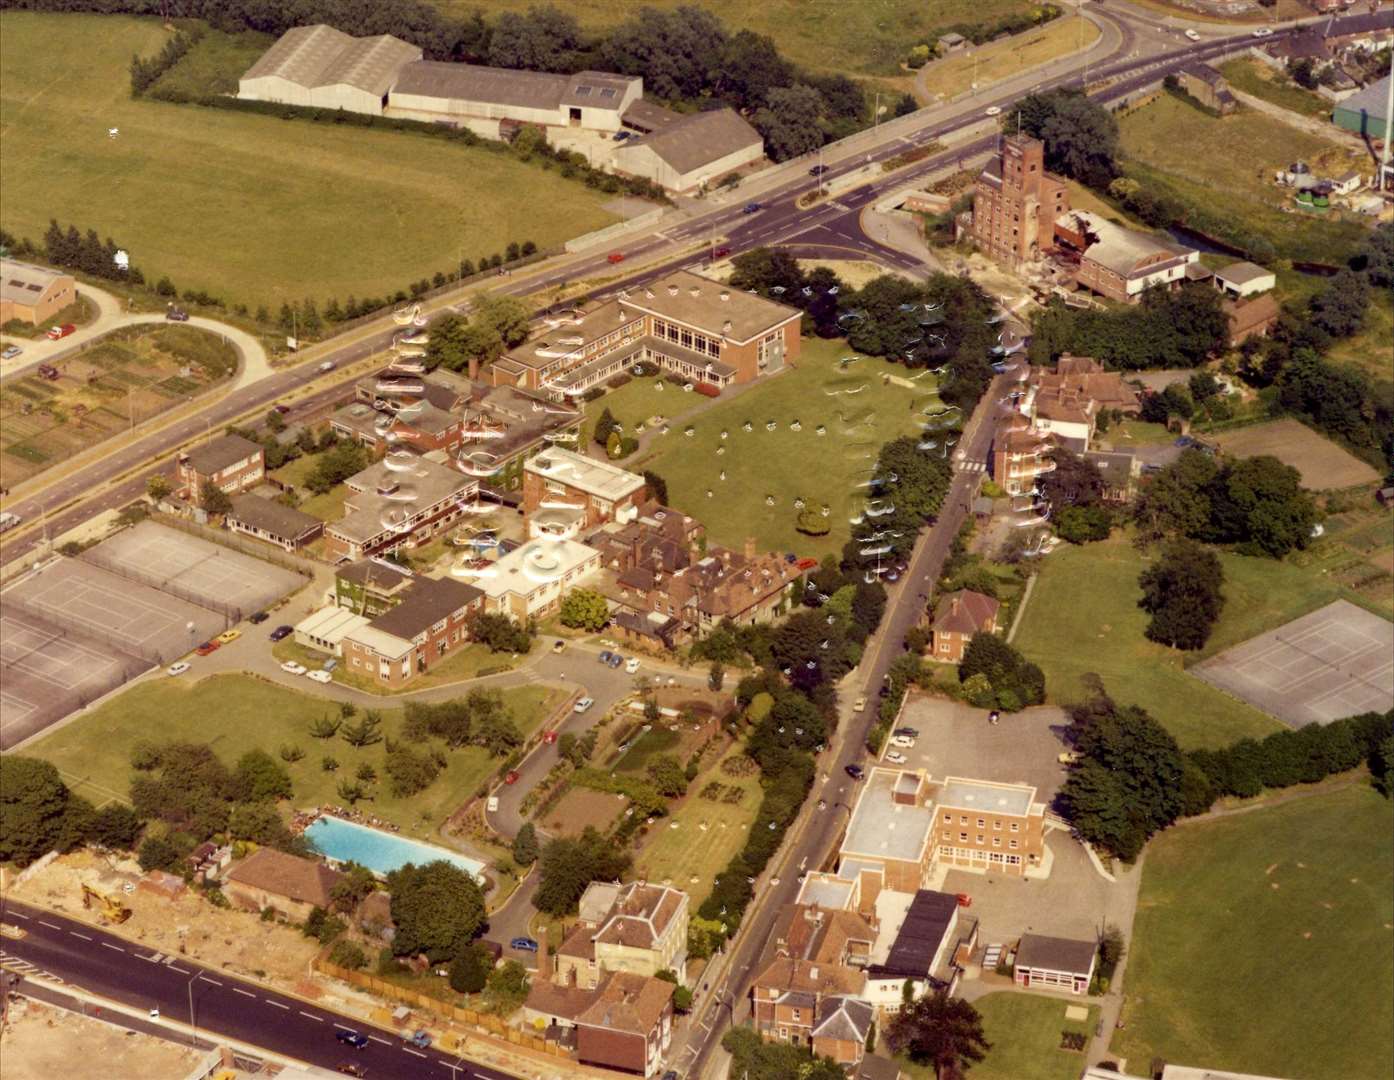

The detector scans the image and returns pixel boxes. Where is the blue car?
[511,936,539,952]
[742,202,761,214]
[598,650,614,665]
[335,1030,370,1049]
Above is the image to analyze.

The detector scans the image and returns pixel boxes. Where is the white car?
[890,734,916,749]
[1251,26,1273,37]
[985,105,1002,117]
[280,660,307,676]
[625,657,641,674]
[167,661,191,677]
[306,669,332,683]
[574,697,595,713]
[1184,28,1200,41]
[886,751,908,765]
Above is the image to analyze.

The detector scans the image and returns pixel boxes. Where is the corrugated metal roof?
[616,107,762,177]
[241,25,419,94]
[392,60,568,111]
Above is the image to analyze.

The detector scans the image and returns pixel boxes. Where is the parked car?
[606,652,622,668]
[613,130,632,141]
[216,629,241,645]
[165,307,189,322]
[280,660,307,676]
[1058,751,1083,765]
[194,641,220,656]
[336,1065,367,1078]
[808,164,829,176]
[37,363,60,380]
[552,638,566,653]
[167,661,191,677]
[886,751,908,764]
[0,511,22,534]
[607,252,625,264]
[306,669,332,684]
[625,657,641,674]
[335,1030,370,1050]
[45,323,76,340]
[890,734,915,748]
[319,360,335,372]
[712,246,731,258]
[249,611,269,624]
[598,650,615,665]
[510,937,539,953]
[504,771,520,785]
[269,625,293,641]
[1251,26,1273,37]
[486,796,499,813]
[574,697,595,713]
[853,696,867,713]
[742,202,761,214]
[985,105,1002,117]
[323,658,338,672]
[1,345,22,360]
[1184,27,1200,40]
[893,727,919,738]
[844,764,864,780]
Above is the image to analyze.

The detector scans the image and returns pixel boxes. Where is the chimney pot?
[667,285,678,296]
[689,286,700,298]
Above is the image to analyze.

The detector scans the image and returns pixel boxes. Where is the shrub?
[329,940,367,970]
[695,382,721,398]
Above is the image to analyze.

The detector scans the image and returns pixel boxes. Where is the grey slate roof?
[392,60,568,110]
[812,996,874,1043]
[185,434,262,476]
[228,494,323,541]
[368,576,482,640]
[1014,932,1097,975]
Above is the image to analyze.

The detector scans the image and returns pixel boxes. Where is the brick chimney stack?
[950,595,961,616]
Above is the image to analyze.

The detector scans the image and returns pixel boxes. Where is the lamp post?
[187,971,199,1049]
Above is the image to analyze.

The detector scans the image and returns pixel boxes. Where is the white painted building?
[237,25,421,115]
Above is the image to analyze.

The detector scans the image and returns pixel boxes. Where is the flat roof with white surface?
[936,777,1036,818]
[842,768,934,864]
[525,447,645,502]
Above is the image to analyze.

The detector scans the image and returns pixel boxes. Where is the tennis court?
[80,520,304,619]
[1194,600,1394,727]
[0,609,148,750]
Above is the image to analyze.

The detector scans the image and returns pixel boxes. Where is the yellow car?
[216,629,242,645]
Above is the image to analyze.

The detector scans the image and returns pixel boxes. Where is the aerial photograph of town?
[0,1,1390,1079]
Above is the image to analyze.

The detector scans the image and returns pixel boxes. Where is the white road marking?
[265,999,290,1010]
[334,1022,357,1031]
[369,1035,392,1046]
[101,943,124,952]
[10,912,28,921]
[68,931,92,941]
[166,964,189,974]
[299,1011,323,1022]
[232,988,256,998]
[38,921,62,930]
[403,1048,428,1058]
[200,977,222,986]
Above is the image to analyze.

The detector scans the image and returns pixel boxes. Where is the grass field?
[1327,292,1394,385]
[1218,57,1331,119]
[632,338,941,559]
[430,0,1036,76]
[0,323,238,488]
[29,673,563,840]
[0,12,617,312]
[1119,94,1368,265]
[1114,785,1394,1080]
[1012,532,1351,749]
[632,750,762,902]
[898,992,1099,1080]
[917,15,1099,102]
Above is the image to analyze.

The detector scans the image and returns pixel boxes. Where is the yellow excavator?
[81,884,132,924]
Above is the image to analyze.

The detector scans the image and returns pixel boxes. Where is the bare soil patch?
[0,997,204,1080]
[1212,418,1379,491]
[540,787,624,837]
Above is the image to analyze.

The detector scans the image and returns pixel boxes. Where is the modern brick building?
[340,575,484,686]
[492,270,801,398]
[1013,933,1097,995]
[0,258,77,325]
[333,559,415,616]
[523,448,647,535]
[931,776,1046,876]
[323,457,477,562]
[176,434,265,507]
[970,135,1070,268]
[928,589,1000,663]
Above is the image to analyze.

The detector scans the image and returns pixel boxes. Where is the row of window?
[943,813,1020,832]
[944,831,1019,849]
[651,317,722,358]
[940,846,1023,865]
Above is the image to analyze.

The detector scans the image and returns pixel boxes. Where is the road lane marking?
[369,1036,392,1046]
[68,931,93,941]
[200,977,221,986]
[101,943,124,952]
[334,1022,356,1031]
[166,964,189,974]
[403,1048,428,1058]
[232,988,256,998]
[10,912,28,920]
[298,1011,323,1022]
[38,921,62,930]
[265,999,290,1010]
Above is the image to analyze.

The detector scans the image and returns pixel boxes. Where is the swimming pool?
[304,816,485,881]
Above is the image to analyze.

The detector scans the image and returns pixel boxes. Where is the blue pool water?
[304,816,485,880]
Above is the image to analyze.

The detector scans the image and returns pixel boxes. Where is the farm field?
[1012,532,1351,749]
[631,337,941,560]
[1114,785,1394,1080]
[28,673,563,840]
[0,323,238,488]
[429,0,1036,76]
[0,12,617,313]
[1218,57,1332,118]
[897,993,1099,1080]
[1209,418,1380,491]
[632,750,763,903]
[917,15,1098,102]
[1119,94,1368,265]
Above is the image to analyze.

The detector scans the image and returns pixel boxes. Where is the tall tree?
[1007,88,1119,187]
[886,989,991,1079]
[1138,538,1225,650]
[487,5,584,72]
[387,860,486,962]
[534,827,632,915]
[753,84,826,162]
[0,757,92,866]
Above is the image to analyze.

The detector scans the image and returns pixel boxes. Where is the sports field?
[432,0,1035,76]
[632,338,943,559]
[1115,785,1394,1080]
[28,673,564,840]
[0,12,617,312]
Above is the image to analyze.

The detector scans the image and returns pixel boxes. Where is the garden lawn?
[0,12,617,312]
[28,673,563,840]
[1119,94,1367,265]
[1218,57,1331,119]
[613,725,681,774]
[633,337,940,560]
[583,374,705,448]
[1114,784,1394,1080]
[632,751,762,903]
[1011,533,1351,749]
[430,0,1035,76]
[897,992,1099,1080]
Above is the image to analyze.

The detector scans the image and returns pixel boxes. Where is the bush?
[329,940,367,970]
[695,382,721,398]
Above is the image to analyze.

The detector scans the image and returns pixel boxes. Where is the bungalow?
[226,493,323,551]
[1013,933,1097,995]
[224,848,343,923]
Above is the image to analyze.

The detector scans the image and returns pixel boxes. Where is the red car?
[504,771,520,785]
[45,323,76,341]
[713,246,731,258]
[607,252,625,264]
[955,893,973,908]
[194,640,221,656]
[543,731,558,745]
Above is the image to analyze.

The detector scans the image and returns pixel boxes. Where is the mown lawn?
[582,371,706,449]
[29,673,563,840]
[898,992,1099,1080]
[632,751,762,904]
[633,337,941,560]
[1011,532,1351,749]
[1115,785,1394,1080]
[429,0,1036,76]
[1119,94,1368,265]
[0,12,617,312]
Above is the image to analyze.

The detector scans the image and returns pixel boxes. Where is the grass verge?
[897,992,1099,1080]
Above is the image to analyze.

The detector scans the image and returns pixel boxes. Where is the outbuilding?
[1012,933,1097,995]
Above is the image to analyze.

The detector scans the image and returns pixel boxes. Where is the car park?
[167,661,191,676]
[335,1030,369,1049]
[574,697,595,713]
[280,660,307,676]
[844,764,864,780]
[194,641,220,656]
[598,650,614,665]
[886,751,908,764]
[893,727,919,738]
[1,345,21,360]
[510,937,538,952]
[269,625,293,641]
[307,669,332,684]
[625,657,641,673]
[890,734,915,748]
[216,629,241,644]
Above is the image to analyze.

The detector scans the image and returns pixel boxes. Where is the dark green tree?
[1138,539,1225,650]
[231,748,293,803]
[512,822,540,866]
[0,757,92,865]
[387,860,486,962]
[886,988,991,1078]
[534,827,632,915]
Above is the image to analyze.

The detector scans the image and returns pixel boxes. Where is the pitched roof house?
[928,589,1000,664]
[524,970,675,1077]
[224,848,343,921]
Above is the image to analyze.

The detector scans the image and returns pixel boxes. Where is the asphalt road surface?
[0,898,509,1080]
